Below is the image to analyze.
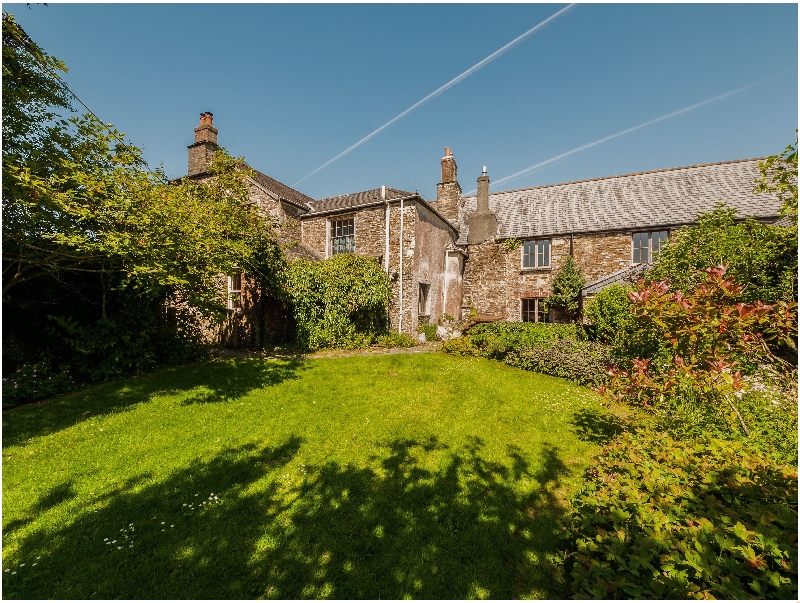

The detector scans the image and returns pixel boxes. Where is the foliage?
[3,353,604,599]
[598,265,798,437]
[546,255,586,322]
[2,359,75,409]
[417,322,439,341]
[374,332,417,348]
[503,238,521,252]
[653,387,798,466]
[505,339,614,387]
[2,14,283,403]
[567,430,798,599]
[462,321,588,360]
[280,254,392,350]
[440,335,481,357]
[647,204,797,304]
[755,135,798,222]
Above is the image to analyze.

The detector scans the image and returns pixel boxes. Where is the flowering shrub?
[2,360,74,408]
[597,266,798,436]
[505,339,614,387]
[567,431,798,599]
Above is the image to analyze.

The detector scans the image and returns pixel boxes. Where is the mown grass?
[2,352,622,599]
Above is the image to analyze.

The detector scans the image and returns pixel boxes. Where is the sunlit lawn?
[2,352,622,599]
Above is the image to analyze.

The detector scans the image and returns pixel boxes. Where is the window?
[521,298,549,323]
[331,217,355,255]
[632,230,669,263]
[418,283,430,316]
[228,273,242,310]
[522,239,551,268]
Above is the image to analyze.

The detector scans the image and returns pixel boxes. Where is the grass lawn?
[2,352,622,599]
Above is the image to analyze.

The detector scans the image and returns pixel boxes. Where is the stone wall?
[461,232,635,322]
[572,232,632,283]
[412,204,456,331]
[301,217,327,257]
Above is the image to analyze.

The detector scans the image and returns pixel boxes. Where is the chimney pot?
[445,147,451,157]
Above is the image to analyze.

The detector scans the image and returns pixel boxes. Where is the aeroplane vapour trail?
[464,72,789,195]
[292,4,577,188]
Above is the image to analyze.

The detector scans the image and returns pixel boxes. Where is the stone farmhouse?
[183,113,783,347]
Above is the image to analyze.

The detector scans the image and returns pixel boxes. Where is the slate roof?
[308,187,416,215]
[249,167,315,209]
[456,158,781,245]
[581,263,651,297]
[283,242,322,261]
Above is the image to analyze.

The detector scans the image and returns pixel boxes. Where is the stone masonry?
[179,113,782,347]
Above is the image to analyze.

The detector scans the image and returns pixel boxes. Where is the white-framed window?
[330,217,355,255]
[228,272,242,310]
[521,239,551,268]
[418,283,430,316]
[632,230,669,263]
[521,298,549,323]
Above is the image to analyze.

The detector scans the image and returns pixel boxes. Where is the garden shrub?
[2,359,75,408]
[465,321,588,360]
[373,332,416,348]
[440,336,480,357]
[584,283,663,360]
[567,431,798,599]
[280,254,392,350]
[417,322,439,341]
[599,266,798,438]
[504,339,613,387]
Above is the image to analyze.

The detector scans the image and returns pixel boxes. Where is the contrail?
[293,4,577,187]
[464,72,789,195]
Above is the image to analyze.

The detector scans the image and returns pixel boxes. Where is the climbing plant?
[280,254,392,350]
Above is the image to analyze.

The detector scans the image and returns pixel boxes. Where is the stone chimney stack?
[436,147,462,224]
[477,166,489,213]
[467,166,498,244]
[187,112,219,176]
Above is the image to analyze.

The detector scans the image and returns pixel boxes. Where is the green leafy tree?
[755,135,798,222]
[2,12,279,318]
[546,254,585,322]
[647,204,796,303]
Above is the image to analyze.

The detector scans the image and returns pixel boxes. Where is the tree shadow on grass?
[2,357,307,447]
[569,407,626,444]
[4,435,573,599]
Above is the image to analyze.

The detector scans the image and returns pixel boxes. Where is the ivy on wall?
[280,254,392,350]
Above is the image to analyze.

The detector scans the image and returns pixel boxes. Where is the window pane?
[651,231,668,261]
[522,241,536,267]
[536,299,550,322]
[521,298,536,322]
[537,240,550,267]
[331,218,355,255]
[632,233,648,263]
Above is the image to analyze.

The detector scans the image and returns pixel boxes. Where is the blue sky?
[9,3,798,201]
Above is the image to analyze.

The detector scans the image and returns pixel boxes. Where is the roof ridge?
[461,157,766,199]
[315,186,414,203]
